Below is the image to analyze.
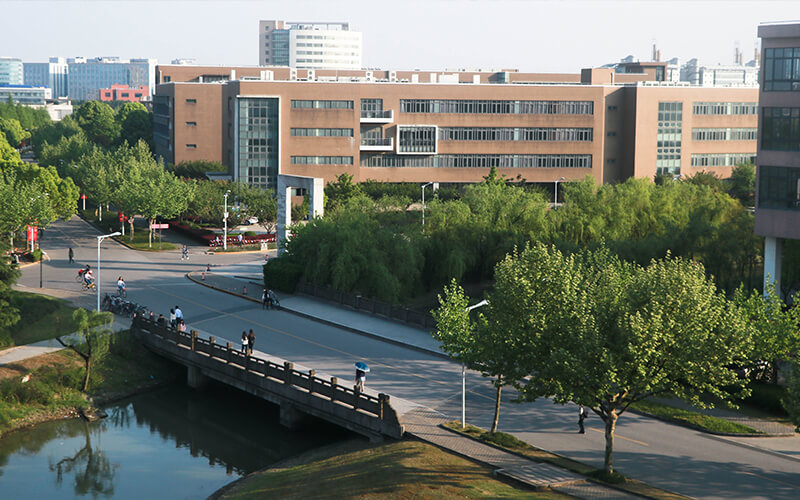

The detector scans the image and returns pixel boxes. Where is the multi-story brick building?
[99,84,149,102]
[755,22,800,294]
[153,64,758,192]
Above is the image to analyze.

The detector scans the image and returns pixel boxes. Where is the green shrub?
[480,431,529,450]
[14,378,54,405]
[743,381,788,416]
[244,231,257,237]
[263,258,302,293]
[32,249,43,262]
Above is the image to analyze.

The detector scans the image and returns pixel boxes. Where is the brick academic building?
[153,62,758,192]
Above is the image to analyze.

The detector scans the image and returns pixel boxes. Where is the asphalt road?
[15,216,800,500]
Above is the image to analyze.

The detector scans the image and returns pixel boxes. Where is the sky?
[1,0,798,73]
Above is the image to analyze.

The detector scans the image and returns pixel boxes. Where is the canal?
[0,383,352,499]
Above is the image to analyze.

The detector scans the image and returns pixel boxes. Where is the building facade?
[0,84,52,105]
[755,22,800,294]
[153,64,757,192]
[99,84,149,102]
[23,57,69,98]
[65,57,156,101]
[259,20,362,70]
[0,57,23,85]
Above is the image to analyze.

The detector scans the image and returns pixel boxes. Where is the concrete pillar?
[186,366,208,390]
[764,236,783,297]
[279,403,306,430]
[276,177,293,255]
[309,177,324,220]
[277,175,325,255]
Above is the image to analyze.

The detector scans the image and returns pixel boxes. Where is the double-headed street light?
[96,232,121,311]
[421,182,434,227]
[554,177,565,206]
[223,190,231,250]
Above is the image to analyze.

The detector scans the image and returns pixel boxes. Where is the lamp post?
[96,232,121,311]
[462,299,489,428]
[223,190,231,250]
[554,177,565,206]
[421,182,434,227]
[39,251,47,288]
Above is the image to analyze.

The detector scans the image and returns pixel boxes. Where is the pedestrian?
[243,285,248,295]
[206,263,211,272]
[157,314,165,326]
[261,289,268,309]
[238,233,243,246]
[267,289,278,309]
[169,308,176,327]
[355,368,366,392]
[175,305,183,324]
[178,319,186,332]
[248,329,255,355]
[68,247,74,264]
[181,245,189,260]
[241,331,248,353]
[578,405,587,434]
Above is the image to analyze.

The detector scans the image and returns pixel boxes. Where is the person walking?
[261,289,268,309]
[355,368,366,392]
[68,247,74,264]
[578,405,587,434]
[174,305,183,325]
[181,245,189,260]
[241,331,248,353]
[178,319,186,332]
[169,308,176,327]
[248,330,255,356]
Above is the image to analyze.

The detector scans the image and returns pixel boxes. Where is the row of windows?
[361,154,592,168]
[763,47,800,91]
[690,153,756,167]
[691,128,758,141]
[438,127,593,142]
[762,107,800,151]
[291,156,354,165]
[399,99,594,115]
[290,128,353,137]
[758,165,800,210]
[398,126,437,153]
[692,102,758,115]
[291,100,354,109]
[657,102,683,175]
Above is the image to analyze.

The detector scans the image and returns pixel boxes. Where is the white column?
[276,178,292,255]
[763,236,783,297]
[309,178,324,220]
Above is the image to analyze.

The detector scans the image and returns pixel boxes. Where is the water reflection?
[0,383,350,499]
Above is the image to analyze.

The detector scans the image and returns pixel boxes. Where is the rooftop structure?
[259,20,362,70]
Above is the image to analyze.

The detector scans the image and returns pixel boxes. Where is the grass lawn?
[218,439,567,499]
[631,400,761,434]
[443,422,690,500]
[2,291,79,346]
[78,208,176,251]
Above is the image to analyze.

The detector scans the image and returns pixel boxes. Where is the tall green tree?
[241,185,278,234]
[494,244,780,474]
[55,308,113,392]
[0,255,21,346]
[168,160,227,179]
[73,101,120,148]
[325,173,363,211]
[116,102,152,149]
[0,169,56,250]
[0,117,30,148]
[728,162,756,206]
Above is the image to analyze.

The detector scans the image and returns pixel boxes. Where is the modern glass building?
[0,57,23,85]
[23,57,69,98]
[259,20,362,70]
[65,57,155,101]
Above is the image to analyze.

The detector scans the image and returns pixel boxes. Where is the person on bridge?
[355,368,366,392]
[241,331,248,353]
[169,308,176,327]
[578,405,587,434]
[68,247,74,264]
[174,305,183,324]
[248,330,255,355]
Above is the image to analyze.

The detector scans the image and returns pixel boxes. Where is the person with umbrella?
[354,361,370,392]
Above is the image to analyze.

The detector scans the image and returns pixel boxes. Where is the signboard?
[150,223,169,229]
[26,225,38,242]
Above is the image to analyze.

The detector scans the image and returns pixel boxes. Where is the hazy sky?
[2,0,798,72]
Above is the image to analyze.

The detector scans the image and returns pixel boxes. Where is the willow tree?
[55,309,113,392]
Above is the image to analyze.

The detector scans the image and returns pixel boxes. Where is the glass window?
[763,46,800,91]
[762,107,800,150]
[758,166,800,210]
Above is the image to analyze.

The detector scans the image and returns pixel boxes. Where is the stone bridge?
[131,317,404,442]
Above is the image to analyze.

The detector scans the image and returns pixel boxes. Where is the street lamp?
[96,232,121,311]
[39,251,47,288]
[223,190,231,250]
[461,299,489,428]
[421,182,434,227]
[554,177,565,206]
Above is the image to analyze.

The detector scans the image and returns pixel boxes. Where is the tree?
[10,162,79,221]
[73,147,115,221]
[168,160,227,179]
[0,255,21,346]
[783,362,800,432]
[0,169,56,250]
[325,173,363,211]
[55,308,113,392]
[0,117,30,148]
[432,280,522,432]
[73,101,120,148]
[728,162,756,206]
[116,103,152,149]
[496,244,775,475]
[241,185,278,234]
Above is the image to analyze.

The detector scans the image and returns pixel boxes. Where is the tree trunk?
[129,219,135,242]
[604,410,618,474]
[148,219,153,248]
[491,375,502,433]
[82,357,91,392]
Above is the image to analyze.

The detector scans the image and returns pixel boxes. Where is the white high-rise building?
[0,57,23,85]
[24,57,69,98]
[259,20,362,70]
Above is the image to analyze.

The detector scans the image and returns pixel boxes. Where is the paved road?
[13,216,800,500]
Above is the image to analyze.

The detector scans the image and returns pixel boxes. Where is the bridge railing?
[133,316,386,418]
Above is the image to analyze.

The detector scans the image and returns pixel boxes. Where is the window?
[758,166,800,210]
[361,98,384,118]
[691,153,756,167]
[185,121,197,126]
[608,105,618,111]
[438,127,592,142]
[607,132,616,137]
[399,99,593,115]
[291,156,353,165]
[398,126,437,153]
[291,99,353,109]
[290,128,353,137]
[185,98,196,103]
[763,47,800,91]
[693,102,758,115]
[762,107,800,150]
[121,93,129,97]
[360,154,592,168]
[692,128,757,141]
[186,144,197,149]
[656,102,682,176]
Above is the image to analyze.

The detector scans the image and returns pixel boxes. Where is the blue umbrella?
[354,361,370,372]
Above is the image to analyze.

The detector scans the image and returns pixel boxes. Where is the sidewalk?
[651,396,796,436]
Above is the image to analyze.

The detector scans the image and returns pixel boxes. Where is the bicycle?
[117,287,127,298]
[82,280,96,291]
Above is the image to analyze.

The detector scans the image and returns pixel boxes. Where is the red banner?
[26,225,38,242]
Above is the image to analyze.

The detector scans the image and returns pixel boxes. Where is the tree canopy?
[73,101,120,148]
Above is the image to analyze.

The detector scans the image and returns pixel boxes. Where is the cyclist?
[117,276,126,296]
[83,268,94,288]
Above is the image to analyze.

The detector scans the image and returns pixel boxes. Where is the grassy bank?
[0,291,79,347]
[631,400,761,435]
[443,422,689,500]
[78,208,176,251]
[0,330,182,437]
[217,439,568,499]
